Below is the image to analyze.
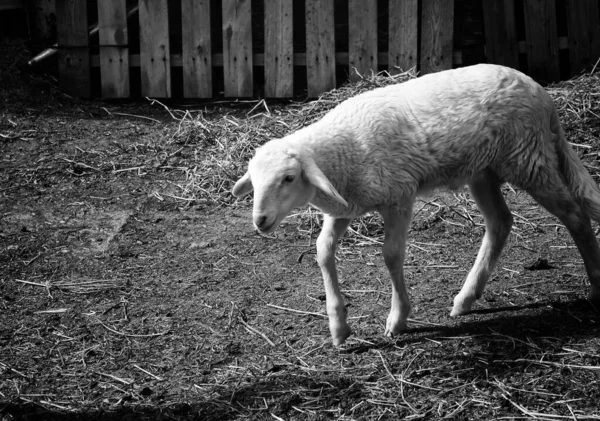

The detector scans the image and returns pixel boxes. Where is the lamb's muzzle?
[253,214,274,233]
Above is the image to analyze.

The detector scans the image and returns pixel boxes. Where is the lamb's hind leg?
[316,215,352,345]
[452,171,513,316]
[379,203,414,337]
[527,185,600,304]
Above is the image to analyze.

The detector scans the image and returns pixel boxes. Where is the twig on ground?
[239,318,276,347]
[266,303,327,318]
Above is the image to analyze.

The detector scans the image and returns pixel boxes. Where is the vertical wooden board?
[565,0,600,75]
[388,0,418,74]
[139,0,171,98]
[32,0,56,46]
[523,0,559,82]
[264,0,293,98]
[56,0,87,45]
[98,0,127,45]
[182,0,212,98]
[420,0,454,74]
[98,0,129,98]
[222,0,253,97]
[348,0,377,80]
[482,0,519,70]
[306,0,335,97]
[56,0,90,97]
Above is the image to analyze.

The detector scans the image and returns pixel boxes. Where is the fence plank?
[97,0,129,98]
[482,0,519,70]
[139,0,171,97]
[56,0,90,97]
[388,0,418,73]
[32,0,56,46]
[420,0,454,74]
[182,0,212,98]
[348,0,377,80]
[306,0,335,97]
[264,0,293,98]
[565,0,600,75]
[222,0,253,97]
[523,0,559,82]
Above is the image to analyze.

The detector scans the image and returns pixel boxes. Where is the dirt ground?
[1,48,600,420]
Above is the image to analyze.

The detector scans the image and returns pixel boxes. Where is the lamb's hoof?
[450,306,471,317]
[330,322,352,346]
[451,295,475,317]
[385,319,407,338]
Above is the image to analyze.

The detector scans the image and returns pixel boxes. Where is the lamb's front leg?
[451,173,513,316]
[379,205,413,338]
[316,215,352,345]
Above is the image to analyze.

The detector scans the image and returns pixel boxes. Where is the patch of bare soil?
[1,51,600,420]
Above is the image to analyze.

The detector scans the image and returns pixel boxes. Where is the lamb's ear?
[232,172,253,198]
[301,156,348,207]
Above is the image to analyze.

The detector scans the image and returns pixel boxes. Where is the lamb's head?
[232,142,348,233]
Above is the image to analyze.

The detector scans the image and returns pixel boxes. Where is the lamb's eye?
[283,175,295,183]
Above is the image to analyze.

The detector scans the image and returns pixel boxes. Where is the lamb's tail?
[554,110,600,223]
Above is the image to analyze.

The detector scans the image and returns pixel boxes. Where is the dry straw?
[168,69,417,207]
[169,66,600,207]
[166,66,600,245]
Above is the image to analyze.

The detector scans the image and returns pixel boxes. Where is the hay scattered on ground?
[3,67,600,420]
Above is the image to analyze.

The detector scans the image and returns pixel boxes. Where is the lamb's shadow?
[342,298,598,354]
[0,401,200,421]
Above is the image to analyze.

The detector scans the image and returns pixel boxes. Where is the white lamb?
[232,64,600,346]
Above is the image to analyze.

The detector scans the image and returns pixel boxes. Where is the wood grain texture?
[565,0,600,75]
[56,0,90,97]
[523,0,559,82]
[32,0,56,45]
[388,0,418,74]
[222,0,253,97]
[264,0,293,98]
[182,0,212,98]
[139,0,171,97]
[306,0,335,97]
[420,0,454,74]
[348,0,377,80]
[97,0,129,98]
[482,0,519,70]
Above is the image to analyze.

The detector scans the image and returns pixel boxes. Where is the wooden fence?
[52,0,600,99]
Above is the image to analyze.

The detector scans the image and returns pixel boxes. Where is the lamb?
[232,64,600,345]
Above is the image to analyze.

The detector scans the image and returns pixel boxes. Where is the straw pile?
[160,67,600,247]
[547,69,600,150]
[167,69,417,206]
[168,66,600,209]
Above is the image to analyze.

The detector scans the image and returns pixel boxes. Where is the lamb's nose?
[255,215,268,228]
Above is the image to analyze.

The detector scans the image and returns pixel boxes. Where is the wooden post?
[565,0,600,75]
[348,0,377,81]
[139,0,171,98]
[388,0,418,74]
[306,0,335,97]
[56,0,90,97]
[523,0,559,82]
[97,0,129,98]
[420,0,454,74]
[182,0,212,98]
[482,0,519,70]
[222,0,253,97]
[264,0,293,98]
